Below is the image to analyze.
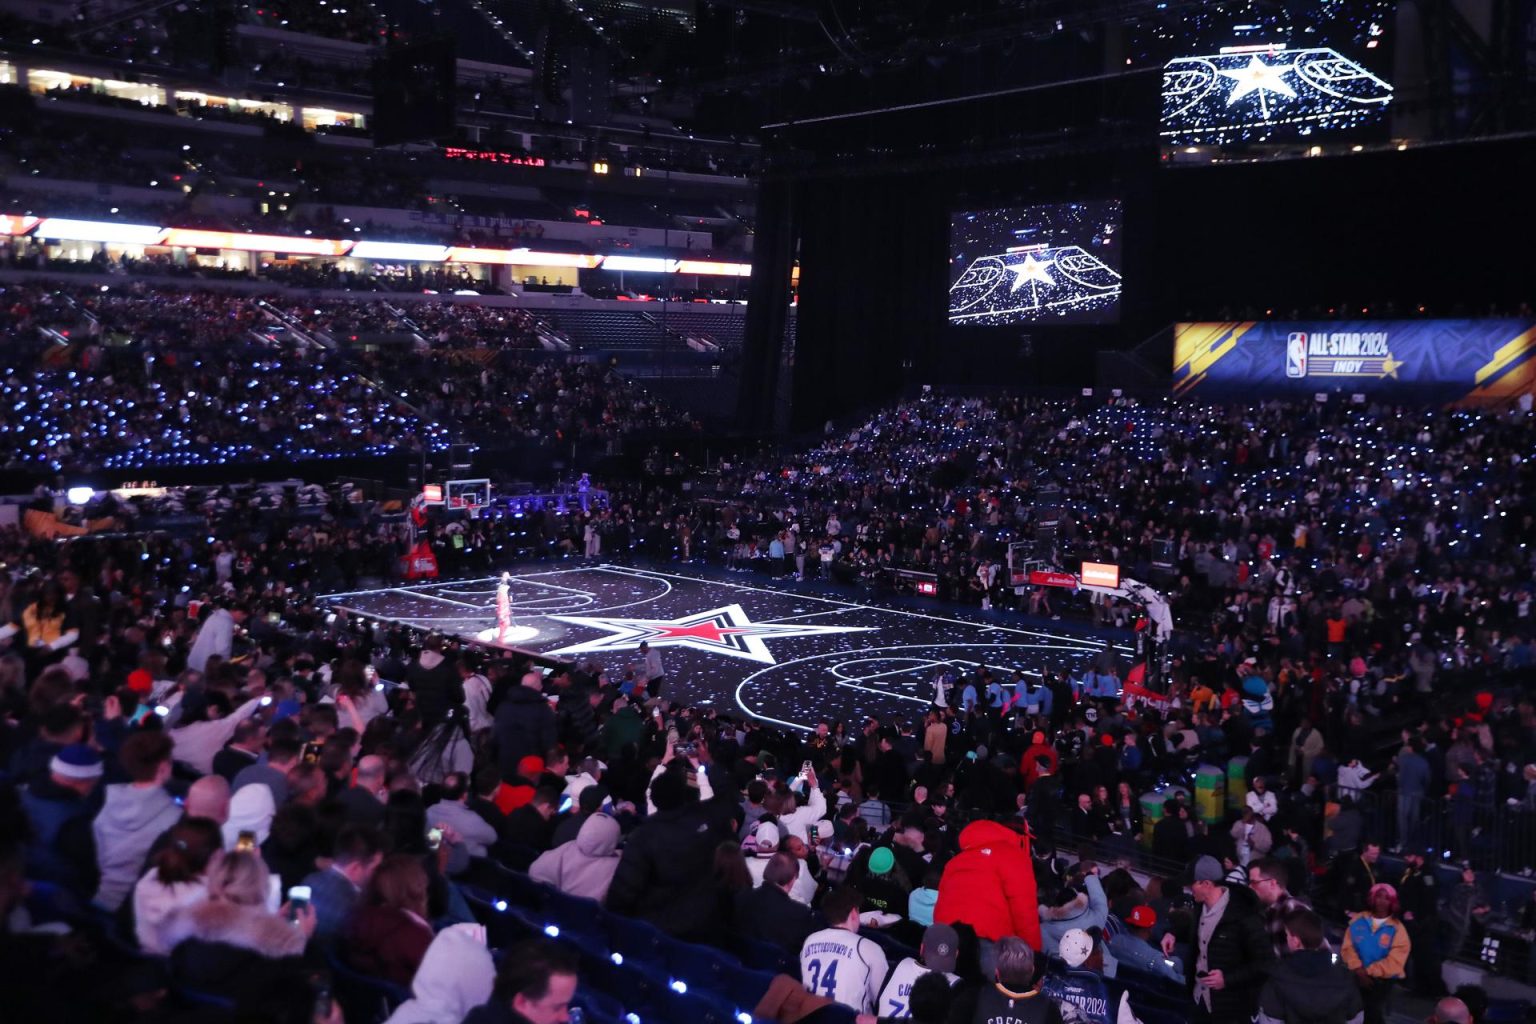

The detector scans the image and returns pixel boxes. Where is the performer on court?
[496,571,513,644]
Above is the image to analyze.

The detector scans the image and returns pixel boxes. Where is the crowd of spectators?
[0,283,455,470]
[3,282,1536,1022]
[0,281,700,471]
[1,450,1533,1024]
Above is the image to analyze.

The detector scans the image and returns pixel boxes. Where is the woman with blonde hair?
[156,847,314,970]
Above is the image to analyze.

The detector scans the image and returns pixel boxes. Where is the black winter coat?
[732,882,817,955]
[1183,884,1276,1022]
[1256,948,1363,1024]
[494,685,557,781]
[407,653,462,725]
[605,802,728,942]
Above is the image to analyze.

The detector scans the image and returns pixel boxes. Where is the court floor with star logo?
[321,564,1131,732]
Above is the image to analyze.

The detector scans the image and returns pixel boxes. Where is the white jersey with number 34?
[799,928,889,1014]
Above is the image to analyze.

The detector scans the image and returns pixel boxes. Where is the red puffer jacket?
[933,819,1042,950]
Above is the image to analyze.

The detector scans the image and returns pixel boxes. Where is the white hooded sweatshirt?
[382,924,495,1024]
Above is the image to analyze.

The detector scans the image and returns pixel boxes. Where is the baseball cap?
[50,743,103,781]
[1126,905,1157,929]
[922,923,959,973]
[868,847,895,875]
[1059,928,1094,968]
[126,669,154,695]
[752,822,780,851]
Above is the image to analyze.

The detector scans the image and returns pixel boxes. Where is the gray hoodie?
[93,783,182,911]
[528,813,621,903]
[426,798,501,859]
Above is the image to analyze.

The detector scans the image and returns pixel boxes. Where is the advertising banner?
[1173,319,1536,404]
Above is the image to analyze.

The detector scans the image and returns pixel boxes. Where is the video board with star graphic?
[1139,1,1396,145]
[948,200,1122,327]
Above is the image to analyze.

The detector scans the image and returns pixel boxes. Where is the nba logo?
[1286,333,1308,378]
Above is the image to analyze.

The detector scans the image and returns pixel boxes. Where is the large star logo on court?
[1008,254,1055,292]
[1220,55,1296,106]
[545,604,874,665]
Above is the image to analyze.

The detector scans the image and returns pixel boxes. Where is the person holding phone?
[154,850,315,998]
[1160,856,1274,1024]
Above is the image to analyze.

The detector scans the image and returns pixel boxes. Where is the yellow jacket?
[1340,913,1410,979]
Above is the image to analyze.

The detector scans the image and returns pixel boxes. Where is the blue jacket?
[1107,931,1184,985]
[20,778,99,898]
[1042,967,1113,1024]
[1040,874,1115,973]
[1396,751,1430,796]
[301,865,361,941]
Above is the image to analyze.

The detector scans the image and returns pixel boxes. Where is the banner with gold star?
[1173,319,1536,403]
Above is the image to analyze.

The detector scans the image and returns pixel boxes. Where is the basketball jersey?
[876,957,958,1018]
[970,982,1061,1024]
[1040,969,1112,1024]
[800,927,889,1014]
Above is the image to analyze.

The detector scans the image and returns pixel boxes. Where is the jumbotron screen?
[1144,1,1396,145]
[948,200,1122,327]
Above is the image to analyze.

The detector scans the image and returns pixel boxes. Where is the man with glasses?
[1249,858,1323,959]
[1160,855,1274,1024]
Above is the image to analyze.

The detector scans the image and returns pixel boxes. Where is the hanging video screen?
[948,200,1122,327]
[1142,1,1396,145]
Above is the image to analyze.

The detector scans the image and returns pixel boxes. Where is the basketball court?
[322,563,1132,732]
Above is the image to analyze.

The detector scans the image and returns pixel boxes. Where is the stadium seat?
[727,935,798,975]
[574,983,627,1024]
[484,865,550,910]
[653,983,743,1024]
[324,945,411,1024]
[857,926,918,963]
[464,889,542,948]
[604,912,669,968]
[585,957,667,1015]
[717,962,778,1015]
[543,886,606,925]
[662,935,737,990]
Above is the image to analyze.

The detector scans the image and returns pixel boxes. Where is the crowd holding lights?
[0,282,699,472]
[0,366,1534,1021]
[653,392,1536,671]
